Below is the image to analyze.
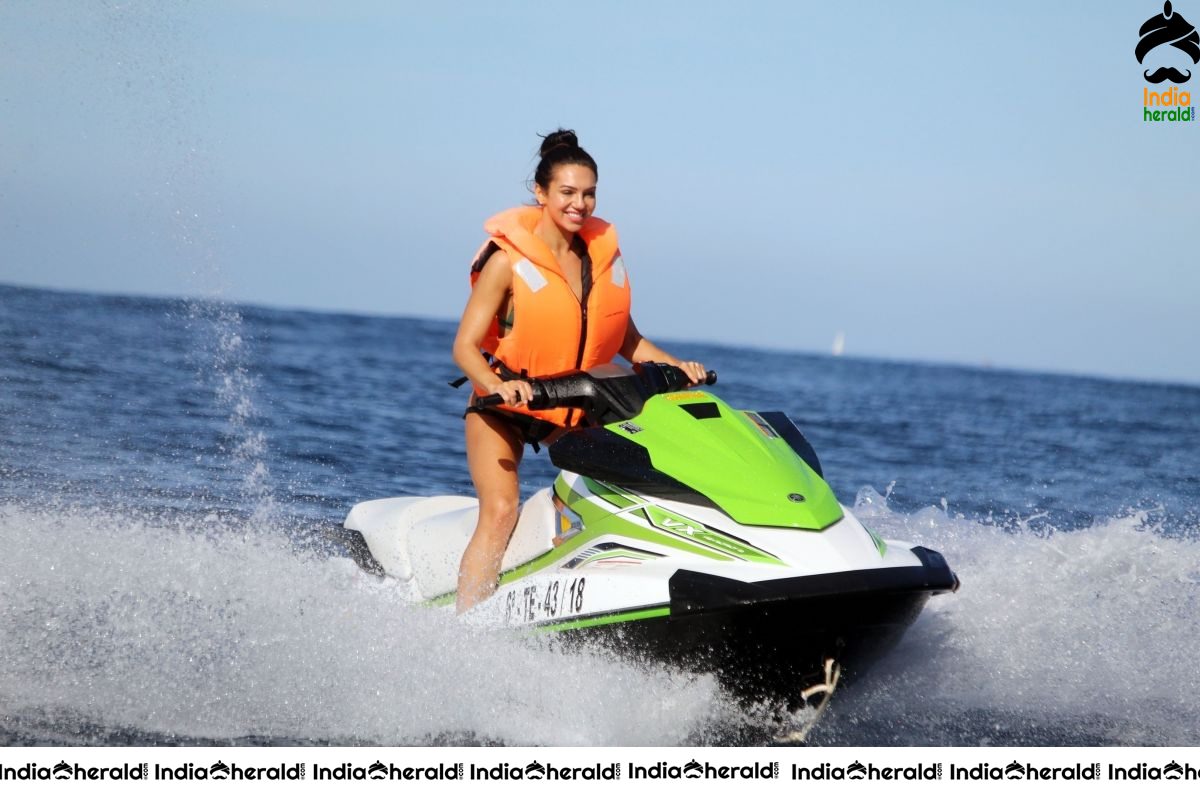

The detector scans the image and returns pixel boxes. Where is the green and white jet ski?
[345,363,958,704]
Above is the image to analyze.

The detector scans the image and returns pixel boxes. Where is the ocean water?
[1,282,1198,747]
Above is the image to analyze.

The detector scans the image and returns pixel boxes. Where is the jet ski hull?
[540,550,957,704]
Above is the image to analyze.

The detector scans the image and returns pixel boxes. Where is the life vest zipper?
[574,299,588,369]
[568,240,594,426]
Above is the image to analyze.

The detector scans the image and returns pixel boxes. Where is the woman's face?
[536,163,597,234]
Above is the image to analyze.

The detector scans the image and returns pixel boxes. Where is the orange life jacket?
[469,205,631,427]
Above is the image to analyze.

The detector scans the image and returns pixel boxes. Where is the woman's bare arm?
[620,317,707,383]
[451,251,533,406]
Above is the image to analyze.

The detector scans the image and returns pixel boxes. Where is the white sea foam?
[833,489,1200,745]
[2,496,1196,745]
[0,503,728,746]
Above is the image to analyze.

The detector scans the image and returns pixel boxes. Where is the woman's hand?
[486,379,534,407]
[676,360,708,385]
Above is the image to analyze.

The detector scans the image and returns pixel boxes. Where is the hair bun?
[539,128,579,156]
[531,128,597,191]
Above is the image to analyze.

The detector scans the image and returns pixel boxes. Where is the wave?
[0,503,734,746]
[2,496,1197,746]
[813,491,1200,745]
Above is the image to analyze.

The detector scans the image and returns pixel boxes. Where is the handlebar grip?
[474,393,506,408]
[475,380,547,409]
[704,370,718,385]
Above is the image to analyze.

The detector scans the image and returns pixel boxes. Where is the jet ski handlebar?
[474,363,717,425]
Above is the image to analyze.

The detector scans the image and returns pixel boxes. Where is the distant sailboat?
[831,331,845,357]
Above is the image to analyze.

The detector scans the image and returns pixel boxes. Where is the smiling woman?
[449,129,706,613]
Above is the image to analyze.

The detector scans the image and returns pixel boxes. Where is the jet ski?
[345,363,958,706]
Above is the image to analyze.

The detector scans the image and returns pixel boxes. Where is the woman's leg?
[457,410,524,613]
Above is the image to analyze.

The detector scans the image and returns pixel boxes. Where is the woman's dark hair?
[533,129,598,190]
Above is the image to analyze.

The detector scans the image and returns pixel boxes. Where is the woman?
[451,129,705,613]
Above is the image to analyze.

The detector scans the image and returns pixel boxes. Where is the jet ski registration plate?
[503,576,587,624]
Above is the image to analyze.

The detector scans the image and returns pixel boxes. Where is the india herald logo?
[1137,2,1200,83]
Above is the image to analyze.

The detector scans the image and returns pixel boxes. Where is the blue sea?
[2,282,1198,746]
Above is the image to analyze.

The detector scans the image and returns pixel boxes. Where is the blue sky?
[1,1,1197,384]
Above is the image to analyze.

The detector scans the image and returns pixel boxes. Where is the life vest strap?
[471,240,501,274]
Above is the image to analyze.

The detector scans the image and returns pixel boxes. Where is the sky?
[1,1,1198,385]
